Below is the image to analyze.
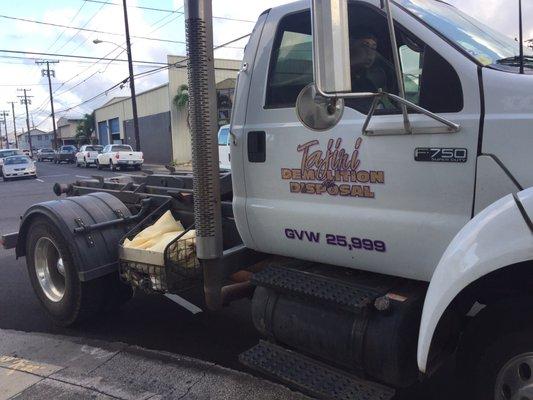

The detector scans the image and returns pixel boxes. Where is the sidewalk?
[142,164,193,174]
[0,329,309,400]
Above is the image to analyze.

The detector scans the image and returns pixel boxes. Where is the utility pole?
[36,60,59,149]
[0,111,10,149]
[122,0,141,151]
[17,89,34,155]
[7,102,18,149]
[519,0,524,74]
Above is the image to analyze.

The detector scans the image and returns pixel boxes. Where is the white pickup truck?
[96,144,143,171]
[75,145,104,168]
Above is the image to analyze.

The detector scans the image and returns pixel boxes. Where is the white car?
[76,145,104,168]
[0,149,23,176]
[96,144,143,171]
[2,155,36,181]
[218,125,231,170]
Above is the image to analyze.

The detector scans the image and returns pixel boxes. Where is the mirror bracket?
[361,92,461,136]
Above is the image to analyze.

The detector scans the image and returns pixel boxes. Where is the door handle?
[248,131,265,163]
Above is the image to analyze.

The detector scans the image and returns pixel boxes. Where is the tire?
[96,160,102,170]
[25,216,108,326]
[110,160,118,171]
[134,165,141,171]
[458,300,533,400]
[84,158,90,168]
[75,161,80,168]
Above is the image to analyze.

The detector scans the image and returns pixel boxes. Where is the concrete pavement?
[0,329,309,400]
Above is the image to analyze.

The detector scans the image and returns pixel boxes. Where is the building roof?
[99,97,129,108]
[57,116,82,127]
[93,84,169,111]
[16,128,48,137]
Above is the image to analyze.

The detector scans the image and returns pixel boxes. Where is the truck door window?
[266,5,462,114]
[266,11,312,108]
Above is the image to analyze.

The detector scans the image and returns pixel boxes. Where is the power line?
[0,14,188,45]
[55,1,109,52]
[0,13,247,48]
[83,0,255,22]
[0,49,170,66]
[47,1,87,51]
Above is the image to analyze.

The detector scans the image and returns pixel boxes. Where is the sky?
[0,0,530,141]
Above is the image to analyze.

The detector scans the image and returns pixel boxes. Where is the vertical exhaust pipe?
[185,0,224,309]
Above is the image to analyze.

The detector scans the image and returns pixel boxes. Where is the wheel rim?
[495,353,533,400]
[34,237,66,302]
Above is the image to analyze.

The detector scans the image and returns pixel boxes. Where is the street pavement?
[0,161,457,399]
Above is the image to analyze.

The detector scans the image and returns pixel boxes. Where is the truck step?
[251,265,384,313]
[240,340,395,400]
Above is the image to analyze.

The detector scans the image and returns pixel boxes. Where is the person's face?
[350,37,378,70]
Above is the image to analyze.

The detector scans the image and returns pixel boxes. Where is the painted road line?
[36,179,44,183]
[36,174,70,179]
[75,175,90,179]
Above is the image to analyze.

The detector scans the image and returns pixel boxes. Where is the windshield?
[5,156,30,165]
[85,146,102,152]
[395,0,532,66]
[41,149,54,153]
[0,150,22,158]
[218,128,230,145]
[112,145,133,152]
[61,146,76,152]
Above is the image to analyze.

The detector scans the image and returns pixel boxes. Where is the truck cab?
[232,0,533,280]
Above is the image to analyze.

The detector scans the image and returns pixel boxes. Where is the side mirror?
[311,0,351,95]
[296,83,344,131]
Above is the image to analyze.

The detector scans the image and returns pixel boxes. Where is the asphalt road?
[0,160,457,399]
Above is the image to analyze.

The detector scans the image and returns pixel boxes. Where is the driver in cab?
[348,28,392,112]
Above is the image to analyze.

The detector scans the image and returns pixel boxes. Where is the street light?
[92,0,141,151]
[92,39,127,51]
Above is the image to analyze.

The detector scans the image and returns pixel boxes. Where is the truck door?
[241,2,481,281]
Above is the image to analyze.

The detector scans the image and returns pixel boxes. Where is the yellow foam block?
[124,210,184,249]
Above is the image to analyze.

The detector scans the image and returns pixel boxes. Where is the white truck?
[96,144,143,171]
[75,145,104,168]
[2,1,532,399]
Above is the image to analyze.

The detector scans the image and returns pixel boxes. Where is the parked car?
[36,148,56,162]
[76,145,104,168]
[2,155,36,181]
[0,149,23,176]
[217,124,231,170]
[54,145,77,164]
[96,144,143,171]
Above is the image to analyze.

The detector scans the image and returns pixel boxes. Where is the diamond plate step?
[251,266,382,313]
[240,340,395,400]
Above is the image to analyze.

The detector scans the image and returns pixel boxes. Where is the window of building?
[37,135,42,141]
[265,5,463,114]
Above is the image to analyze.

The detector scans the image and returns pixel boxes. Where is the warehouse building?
[94,55,240,165]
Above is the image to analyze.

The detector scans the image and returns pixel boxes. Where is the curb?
[0,329,309,400]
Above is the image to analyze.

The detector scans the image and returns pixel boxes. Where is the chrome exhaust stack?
[185,0,224,309]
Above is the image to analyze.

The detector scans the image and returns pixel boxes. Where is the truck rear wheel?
[25,216,107,326]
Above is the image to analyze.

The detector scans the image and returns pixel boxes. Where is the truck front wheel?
[25,216,107,326]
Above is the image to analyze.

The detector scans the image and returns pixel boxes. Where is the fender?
[16,192,132,282]
[417,187,533,373]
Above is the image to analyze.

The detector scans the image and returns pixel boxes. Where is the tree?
[173,84,189,109]
[75,113,95,145]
